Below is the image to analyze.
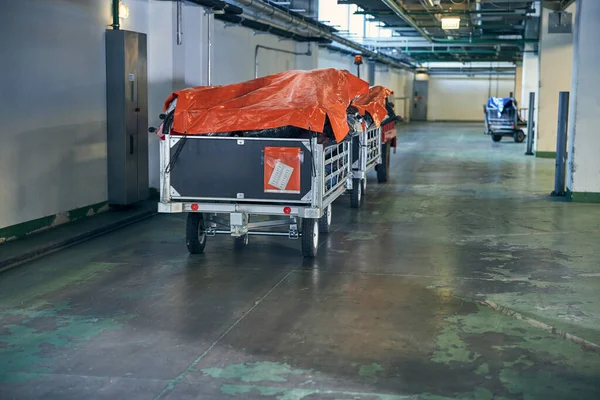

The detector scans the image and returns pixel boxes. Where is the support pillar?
[514,62,523,106]
[566,0,600,202]
[535,3,575,158]
[520,45,539,132]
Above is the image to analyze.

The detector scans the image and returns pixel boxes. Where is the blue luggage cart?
[483,97,527,143]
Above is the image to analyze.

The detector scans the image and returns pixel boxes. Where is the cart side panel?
[168,137,314,202]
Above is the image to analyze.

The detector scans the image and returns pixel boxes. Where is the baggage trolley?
[158,130,352,258]
[484,97,527,143]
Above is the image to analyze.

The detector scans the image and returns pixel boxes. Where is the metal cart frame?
[349,125,382,208]
[158,134,352,257]
[483,102,526,143]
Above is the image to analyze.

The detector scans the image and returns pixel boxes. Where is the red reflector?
[191,204,199,211]
[283,207,292,215]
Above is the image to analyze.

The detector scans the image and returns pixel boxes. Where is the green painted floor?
[1,123,599,399]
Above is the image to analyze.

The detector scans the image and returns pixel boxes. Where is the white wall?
[0,0,409,231]
[317,48,354,71]
[520,49,539,119]
[427,75,515,121]
[536,4,575,154]
[213,22,312,84]
[514,63,523,106]
[567,0,600,196]
[0,0,112,229]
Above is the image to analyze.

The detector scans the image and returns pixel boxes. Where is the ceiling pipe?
[406,49,519,54]
[230,0,415,70]
[380,0,433,42]
[427,69,515,73]
[111,0,119,30]
[177,0,183,45]
[423,38,535,45]
[359,39,530,47]
[408,9,534,16]
[186,0,243,13]
[427,71,515,76]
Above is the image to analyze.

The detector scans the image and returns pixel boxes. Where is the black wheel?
[234,234,249,249]
[318,204,332,233]
[377,142,391,183]
[514,130,525,143]
[186,213,207,254]
[301,218,319,258]
[351,178,363,209]
[492,135,502,142]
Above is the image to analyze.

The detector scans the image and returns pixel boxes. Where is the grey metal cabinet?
[105,30,149,206]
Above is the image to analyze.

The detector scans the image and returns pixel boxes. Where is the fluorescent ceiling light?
[441,17,461,30]
[497,35,522,39]
[119,2,129,19]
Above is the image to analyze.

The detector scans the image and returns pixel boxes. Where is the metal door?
[412,80,429,121]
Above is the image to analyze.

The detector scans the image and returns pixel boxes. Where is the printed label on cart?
[268,161,294,191]
[264,147,301,194]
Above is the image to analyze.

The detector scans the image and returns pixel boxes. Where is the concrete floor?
[1,123,599,399]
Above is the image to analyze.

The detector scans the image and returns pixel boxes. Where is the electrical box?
[548,12,572,34]
[105,30,149,206]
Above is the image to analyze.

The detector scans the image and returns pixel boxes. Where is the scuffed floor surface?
[1,123,600,399]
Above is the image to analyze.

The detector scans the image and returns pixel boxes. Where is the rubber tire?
[492,135,502,142]
[351,178,363,209]
[301,218,319,258]
[186,213,207,254]
[377,142,391,183]
[514,130,525,143]
[318,204,332,233]
[234,234,249,250]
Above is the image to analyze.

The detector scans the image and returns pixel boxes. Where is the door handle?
[129,135,134,155]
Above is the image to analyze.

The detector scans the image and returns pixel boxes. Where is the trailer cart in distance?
[484,97,527,143]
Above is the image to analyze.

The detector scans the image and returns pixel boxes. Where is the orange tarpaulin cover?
[163,68,370,143]
[353,86,393,128]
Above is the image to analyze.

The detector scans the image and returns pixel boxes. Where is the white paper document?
[268,161,294,191]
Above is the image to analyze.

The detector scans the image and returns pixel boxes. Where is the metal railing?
[486,108,518,130]
[323,141,351,200]
[365,127,382,167]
